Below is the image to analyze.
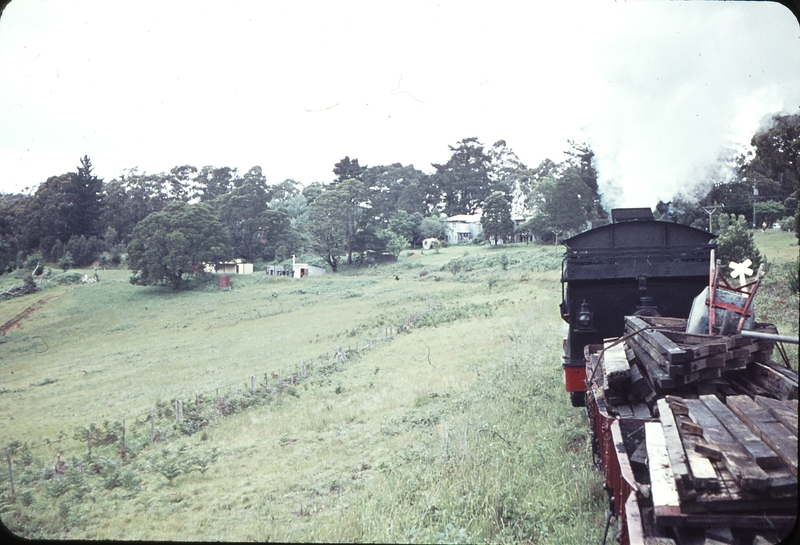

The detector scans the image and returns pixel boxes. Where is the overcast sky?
[1,0,798,209]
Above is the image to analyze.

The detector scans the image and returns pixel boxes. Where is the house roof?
[446,214,481,223]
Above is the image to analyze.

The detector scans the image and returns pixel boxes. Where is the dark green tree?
[746,113,799,213]
[361,163,430,222]
[100,168,173,245]
[419,215,447,241]
[195,166,237,202]
[20,173,73,256]
[213,166,271,261]
[480,191,514,245]
[522,171,594,241]
[715,214,762,270]
[564,141,606,222]
[127,202,231,290]
[387,210,422,246]
[753,200,786,228]
[306,187,351,272]
[333,156,366,184]
[65,156,103,239]
[429,137,497,216]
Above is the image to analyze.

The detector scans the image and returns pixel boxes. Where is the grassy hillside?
[752,230,799,369]
[0,243,606,542]
[0,230,795,541]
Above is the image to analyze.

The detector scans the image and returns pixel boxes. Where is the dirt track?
[0,296,57,334]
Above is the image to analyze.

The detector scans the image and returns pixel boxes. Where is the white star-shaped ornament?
[729,259,753,287]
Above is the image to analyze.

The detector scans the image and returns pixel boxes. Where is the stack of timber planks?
[620,315,797,401]
[587,315,799,543]
[645,395,797,542]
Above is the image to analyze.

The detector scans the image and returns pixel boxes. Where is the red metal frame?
[564,365,586,392]
[707,255,764,335]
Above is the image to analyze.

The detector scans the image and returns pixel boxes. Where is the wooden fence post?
[250,375,255,393]
[150,410,155,443]
[87,428,91,456]
[121,419,126,456]
[175,400,183,423]
[6,450,15,498]
[196,393,199,412]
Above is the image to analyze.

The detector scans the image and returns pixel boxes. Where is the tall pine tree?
[66,156,103,239]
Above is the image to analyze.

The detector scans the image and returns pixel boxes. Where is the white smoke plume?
[581,3,800,212]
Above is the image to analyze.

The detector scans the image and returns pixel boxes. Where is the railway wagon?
[560,208,716,406]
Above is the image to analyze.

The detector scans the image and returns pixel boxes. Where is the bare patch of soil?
[0,296,58,334]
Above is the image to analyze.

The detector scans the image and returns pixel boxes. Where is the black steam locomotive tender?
[560,208,717,407]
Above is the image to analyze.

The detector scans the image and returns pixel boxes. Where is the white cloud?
[0,0,798,207]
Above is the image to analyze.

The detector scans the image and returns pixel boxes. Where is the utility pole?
[552,230,562,257]
[701,204,721,233]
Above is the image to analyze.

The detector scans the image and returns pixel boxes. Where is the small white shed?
[292,263,325,278]
[422,238,440,250]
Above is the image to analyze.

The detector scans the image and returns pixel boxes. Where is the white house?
[292,263,325,278]
[265,265,289,276]
[204,261,254,274]
[445,214,483,245]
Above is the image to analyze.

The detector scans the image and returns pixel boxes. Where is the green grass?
[752,230,799,369]
[0,232,795,541]
[0,243,607,541]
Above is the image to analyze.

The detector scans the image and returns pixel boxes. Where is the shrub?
[788,257,799,294]
[715,214,762,269]
[58,252,74,272]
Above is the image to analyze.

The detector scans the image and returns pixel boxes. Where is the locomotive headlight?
[576,301,593,329]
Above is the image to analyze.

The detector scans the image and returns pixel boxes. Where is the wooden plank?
[626,316,688,365]
[757,360,800,384]
[683,355,726,373]
[694,439,723,461]
[653,505,797,529]
[632,402,653,420]
[675,414,719,490]
[781,398,798,413]
[682,398,771,491]
[630,342,675,391]
[636,315,688,329]
[616,404,634,418]
[687,462,797,512]
[625,328,672,370]
[628,339,676,390]
[749,362,798,400]
[602,342,631,390]
[624,491,646,545]
[657,399,696,500]
[680,419,704,436]
[704,527,734,544]
[628,361,653,402]
[645,421,681,508]
[726,395,798,477]
[699,394,782,470]
[611,419,640,494]
[756,395,799,431]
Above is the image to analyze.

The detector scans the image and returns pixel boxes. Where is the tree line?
[0,114,796,288]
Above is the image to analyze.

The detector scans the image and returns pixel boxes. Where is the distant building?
[422,238,440,250]
[204,261,254,274]
[445,214,483,245]
[292,263,325,278]
[265,265,289,276]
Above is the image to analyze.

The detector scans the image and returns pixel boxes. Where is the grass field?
[0,231,796,541]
